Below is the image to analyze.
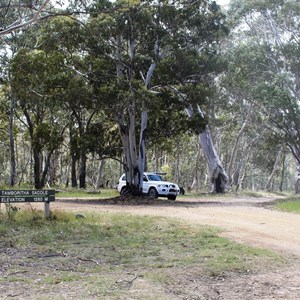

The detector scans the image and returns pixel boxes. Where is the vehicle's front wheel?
[120,187,127,195]
[167,195,176,201]
[148,188,158,199]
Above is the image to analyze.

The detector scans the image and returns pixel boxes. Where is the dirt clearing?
[51,194,300,299]
[54,195,300,257]
[1,194,300,299]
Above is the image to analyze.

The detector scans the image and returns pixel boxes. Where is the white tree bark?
[265,146,283,192]
[295,165,300,194]
[227,119,247,186]
[115,24,159,196]
[137,111,147,191]
[0,0,51,36]
[199,126,228,193]
[96,159,106,189]
[186,105,228,193]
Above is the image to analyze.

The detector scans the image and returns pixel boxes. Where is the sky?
[216,0,230,6]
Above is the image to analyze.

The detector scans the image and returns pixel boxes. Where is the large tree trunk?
[71,155,77,188]
[33,149,42,189]
[115,30,156,197]
[32,148,55,189]
[48,150,58,186]
[41,150,55,188]
[79,154,87,189]
[186,105,228,193]
[24,109,43,189]
[287,144,300,194]
[118,108,145,196]
[199,126,228,193]
[137,111,147,192]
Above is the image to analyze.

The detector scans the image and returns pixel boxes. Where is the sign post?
[0,190,55,218]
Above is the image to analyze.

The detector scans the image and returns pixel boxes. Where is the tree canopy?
[0,0,299,194]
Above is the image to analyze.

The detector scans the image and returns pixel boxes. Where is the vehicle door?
[142,174,150,194]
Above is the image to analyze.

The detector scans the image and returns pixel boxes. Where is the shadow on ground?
[56,195,278,209]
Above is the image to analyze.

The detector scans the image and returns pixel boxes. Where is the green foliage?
[85,121,122,158]
[161,164,173,181]
[40,17,85,54]
[229,0,285,22]
[32,123,63,152]
[2,0,230,190]
[10,48,66,105]
[87,0,228,126]
[0,86,11,142]
[220,0,300,190]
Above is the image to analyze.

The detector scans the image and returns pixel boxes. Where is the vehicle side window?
[148,174,161,181]
[143,175,148,182]
[122,175,126,180]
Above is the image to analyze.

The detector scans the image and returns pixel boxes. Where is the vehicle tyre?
[167,195,176,201]
[120,187,127,195]
[148,188,158,199]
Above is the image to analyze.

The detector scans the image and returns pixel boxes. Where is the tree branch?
[0,0,51,36]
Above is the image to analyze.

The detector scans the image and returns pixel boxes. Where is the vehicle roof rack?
[153,172,167,175]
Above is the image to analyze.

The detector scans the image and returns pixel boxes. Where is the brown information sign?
[0,190,55,203]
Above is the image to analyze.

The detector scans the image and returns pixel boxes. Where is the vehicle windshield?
[147,174,163,181]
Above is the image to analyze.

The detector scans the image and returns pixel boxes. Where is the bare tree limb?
[0,0,51,36]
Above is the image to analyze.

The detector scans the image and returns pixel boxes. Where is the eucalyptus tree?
[1,1,128,188]
[0,44,17,186]
[86,0,168,195]
[0,0,61,36]
[154,0,229,193]
[49,16,94,188]
[1,29,48,187]
[38,15,124,189]
[87,0,228,195]
[225,0,300,192]
[0,0,70,187]
[10,45,70,189]
[0,86,12,184]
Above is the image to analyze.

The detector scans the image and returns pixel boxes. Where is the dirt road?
[54,195,300,258]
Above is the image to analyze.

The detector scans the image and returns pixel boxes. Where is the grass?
[276,196,300,213]
[0,208,286,299]
[0,187,120,199]
[55,188,119,199]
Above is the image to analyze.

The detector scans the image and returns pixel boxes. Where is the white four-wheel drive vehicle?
[117,172,180,200]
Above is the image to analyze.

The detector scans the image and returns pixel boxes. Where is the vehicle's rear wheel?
[148,188,158,199]
[167,195,176,201]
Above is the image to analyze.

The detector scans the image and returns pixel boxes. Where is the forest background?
[1,0,300,194]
